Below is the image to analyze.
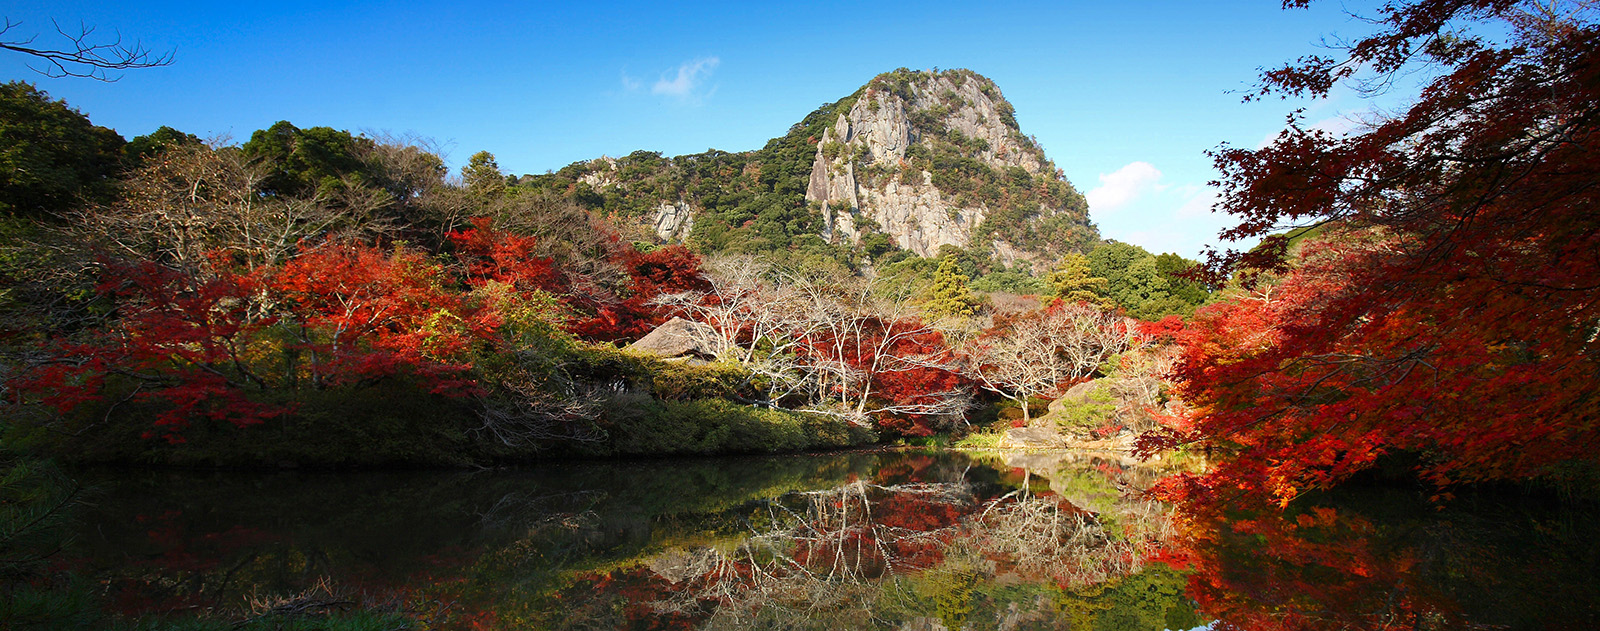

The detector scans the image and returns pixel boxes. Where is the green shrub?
[1053,386,1116,434]
[953,430,1007,449]
[646,360,748,401]
[595,397,873,456]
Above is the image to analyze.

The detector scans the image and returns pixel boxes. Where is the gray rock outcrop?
[653,200,695,243]
[626,317,723,359]
[804,72,1061,260]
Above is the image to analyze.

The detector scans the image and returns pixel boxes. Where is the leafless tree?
[651,254,820,404]
[1096,344,1179,436]
[473,365,608,448]
[961,302,1135,425]
[653,254,971,424]
[80,141,344,278]
[1,18,173,81]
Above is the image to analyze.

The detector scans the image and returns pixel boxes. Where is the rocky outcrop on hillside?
[805,70,1089,262]
[515,69,1094,263]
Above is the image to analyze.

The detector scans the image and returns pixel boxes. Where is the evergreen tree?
[1046,253,1107,304]
[462,150,505,199]
[923,255,980,320]
[0,82,125,217]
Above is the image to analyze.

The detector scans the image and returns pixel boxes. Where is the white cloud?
[1085,161,1163,212]
[651,57,720,101]
[1256,113,1367,149]
[620,71,642,92]
[1176,187,1220,217]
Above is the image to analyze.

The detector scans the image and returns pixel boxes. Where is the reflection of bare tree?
[582,458,1184,631]
[613,473,1176,630]
[976,492,1174,588]
[637,479,975,629]
[473,488,608,533]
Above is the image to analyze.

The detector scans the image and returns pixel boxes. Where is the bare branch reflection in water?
[585,470,1178,630]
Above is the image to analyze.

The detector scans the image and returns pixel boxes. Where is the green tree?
[923,255,980,320]
[462,150,506,199]
[1046,252,1107,304]
[0,81,124,217]
[123,125,201,168]
[1087,241,1148,290]
[1112,256,1184,320]
[241,120,373,198]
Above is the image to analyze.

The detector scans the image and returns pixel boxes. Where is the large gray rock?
[999,426,1067,449]
[1055,380,1105,407]
[626,317,723,359]
[653,200,695,243]
[1030,379,1107,429]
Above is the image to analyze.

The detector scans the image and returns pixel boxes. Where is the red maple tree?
[1144,0,1600,505]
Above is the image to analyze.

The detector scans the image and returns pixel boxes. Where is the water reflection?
[1172,483,1600,631]
[68,451,1197,629]
[71,451,1599,629]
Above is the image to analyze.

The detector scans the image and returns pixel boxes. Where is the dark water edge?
[37,449,1600,630]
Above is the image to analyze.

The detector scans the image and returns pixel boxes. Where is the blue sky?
[2,1,1394,259]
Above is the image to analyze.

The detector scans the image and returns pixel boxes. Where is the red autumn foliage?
[446,217,564,295]
[1142,2,1600,626]
[17,240,499,442]
[271,240,490,393]
[567,244,711,342]
[1146,0,1600,505]
[447,217,710,342]
[16,259,290,442]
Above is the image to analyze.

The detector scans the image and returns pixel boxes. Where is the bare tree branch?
[1,18,174,82]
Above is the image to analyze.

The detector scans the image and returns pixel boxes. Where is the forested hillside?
[0,69,1213,467]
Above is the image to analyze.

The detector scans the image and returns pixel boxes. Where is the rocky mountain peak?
[512,68,1094,270]
[805,69,1088,262]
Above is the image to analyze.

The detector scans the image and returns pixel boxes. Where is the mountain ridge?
[514,68,1097,271]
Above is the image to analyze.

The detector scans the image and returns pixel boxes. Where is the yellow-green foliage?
[1052,565,1203,631]
[598,398,875,456]
[952,429,1007,449]
[923,255,982,320]
[1053,386,1116,434]
[643,359,748,401]
[1047,252,1108,305]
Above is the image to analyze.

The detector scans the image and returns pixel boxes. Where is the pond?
[62,450,1600,630]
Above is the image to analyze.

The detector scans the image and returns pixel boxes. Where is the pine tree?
[1046,253,1107,305]
[462,150,505,199]
[923,256,980,320]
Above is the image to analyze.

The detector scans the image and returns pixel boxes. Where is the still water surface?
[67,450,1600,630]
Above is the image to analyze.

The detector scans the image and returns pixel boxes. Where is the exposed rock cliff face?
[804,70,1087,261]
[516,69,1094,264]
[653,200,694,243]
